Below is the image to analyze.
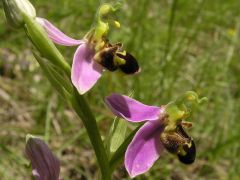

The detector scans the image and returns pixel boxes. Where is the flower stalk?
[71,89,111,180]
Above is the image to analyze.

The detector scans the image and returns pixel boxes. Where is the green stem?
[71,89,111,180]
[163,0,178,59]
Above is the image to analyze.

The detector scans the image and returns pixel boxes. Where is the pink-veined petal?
[36,17,84,46]
[25,137,60,180]
[71,43,104,94]
[105,94,163,122]
[125,121,164,178]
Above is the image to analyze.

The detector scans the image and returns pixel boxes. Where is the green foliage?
[0,0,240,179]
[107,117,128,155]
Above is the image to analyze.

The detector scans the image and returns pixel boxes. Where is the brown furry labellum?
[160,124,196,164]
[94,41,140,74]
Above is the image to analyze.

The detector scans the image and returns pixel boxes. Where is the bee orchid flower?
[105,91,207,178]
[25,135,61,180]
[36,4,140,94]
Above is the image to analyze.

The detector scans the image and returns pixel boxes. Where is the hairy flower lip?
[117,52,140,74]
[177,139,196,164]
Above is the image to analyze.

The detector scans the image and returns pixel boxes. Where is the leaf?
[109,125,141,169]
[109,118,128,154]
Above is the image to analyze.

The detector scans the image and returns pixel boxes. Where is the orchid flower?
[25,135,61,180]
[105,92,207,178]
[36,4,140,94]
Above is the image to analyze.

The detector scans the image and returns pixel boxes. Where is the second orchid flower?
[105,91,207,178]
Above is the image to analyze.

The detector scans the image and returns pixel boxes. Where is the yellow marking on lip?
[114,21,121,28]
[114,56,126,65]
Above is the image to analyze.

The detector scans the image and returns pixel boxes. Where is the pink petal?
[125,121,164,178]
[36,17,84,46]
[25,137,60,180]
[105,94,162,122]
[71,43,104,94]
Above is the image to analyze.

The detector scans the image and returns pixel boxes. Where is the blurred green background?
[0,0,240,179]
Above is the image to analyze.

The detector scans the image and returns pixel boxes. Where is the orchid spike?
[36,3,140,94]
[105,92,206,178]
[25,135,61,180]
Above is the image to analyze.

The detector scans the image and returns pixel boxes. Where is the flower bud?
[2,0,36,28]
[25,134,60,180]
